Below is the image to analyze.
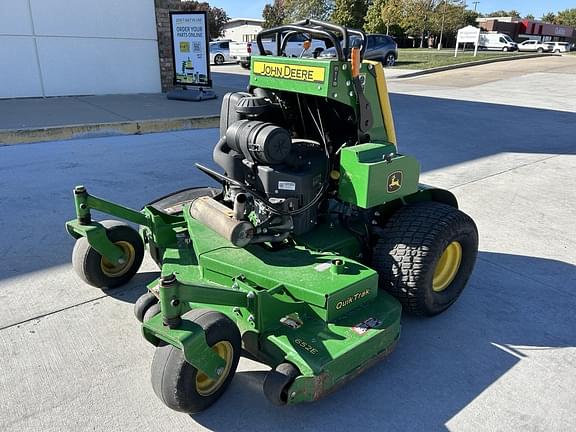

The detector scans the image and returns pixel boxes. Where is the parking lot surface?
[1,57,575,431]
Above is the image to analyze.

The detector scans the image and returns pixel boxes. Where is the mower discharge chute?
[66,20,478,413]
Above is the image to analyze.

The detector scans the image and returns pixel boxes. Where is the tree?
[380,1,404,35]
[364,0,387,33]
[262,0,287,29]
[331,0,369,29]
[430,1,469,48]
[485,10,521,18]
[463,9,480,26]
[207,6,229,39]
[284,0,333,21]
[541,12,556,23]
[524,14,534,20]
[555,8,576,27]
[180,1,229,39]
[401,0,439,48]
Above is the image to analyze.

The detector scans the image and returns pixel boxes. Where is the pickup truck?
[230,35,326,68]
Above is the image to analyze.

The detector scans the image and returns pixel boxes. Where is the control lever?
[350,45,373,133]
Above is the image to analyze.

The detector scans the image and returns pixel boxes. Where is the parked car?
[517,40,553,53]
[319,34,398,66]
[230,34,326,69]
[478,32,517,51]
[209,41,233,65]
[545,41,571,53]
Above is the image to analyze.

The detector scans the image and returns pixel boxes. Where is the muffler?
[189,196,254,247]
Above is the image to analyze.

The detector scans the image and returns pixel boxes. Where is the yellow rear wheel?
[371,201,478,316]
[432,241,462,292]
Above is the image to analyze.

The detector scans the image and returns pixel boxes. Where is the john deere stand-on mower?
[66,20,478,413]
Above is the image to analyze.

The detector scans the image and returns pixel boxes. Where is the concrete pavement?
[390,55,576,112]
[1,58,575,431]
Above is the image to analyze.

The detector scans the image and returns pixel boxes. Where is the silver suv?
[545,42,571,53]
[320,34,398,67]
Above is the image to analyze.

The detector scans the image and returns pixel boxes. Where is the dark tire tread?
[263,363,300,406]
[372,202,478,316]
[72,220,144,289]
[150,309,241,414]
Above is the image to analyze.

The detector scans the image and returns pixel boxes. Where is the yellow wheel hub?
[195,341,233,396]
[433,241,462,292]
[100,241,135,278]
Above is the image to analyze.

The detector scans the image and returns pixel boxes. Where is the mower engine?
[193,90,328,247]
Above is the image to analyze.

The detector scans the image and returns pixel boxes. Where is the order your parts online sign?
[170,12,210,86]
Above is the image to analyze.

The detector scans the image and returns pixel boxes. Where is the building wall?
[479,18,575,43]
[0,0,161,99]
[223,22,263,42]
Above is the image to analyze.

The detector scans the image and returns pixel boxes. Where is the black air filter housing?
[235,96,272,115]
[226,120,292,165]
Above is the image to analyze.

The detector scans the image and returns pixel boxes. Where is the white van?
[479,32,518,51]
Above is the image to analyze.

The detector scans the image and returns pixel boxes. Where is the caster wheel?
[150,309,241,413]
[263,363,300,406]
[72,220,144,289]
[134,292,158,322]
[142,303,161,323]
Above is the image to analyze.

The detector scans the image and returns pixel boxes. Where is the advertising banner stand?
[167,11,217,102]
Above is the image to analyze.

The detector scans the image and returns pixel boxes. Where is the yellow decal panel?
[253,61,326,83]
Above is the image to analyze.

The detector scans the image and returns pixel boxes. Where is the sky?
[208,0,574,21]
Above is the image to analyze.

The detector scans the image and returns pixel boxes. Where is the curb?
[0,115,220,146]
[394,53,559,79]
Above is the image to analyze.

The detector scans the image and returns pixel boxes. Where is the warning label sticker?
[352,317,382,335]
[278,181,296,191]
[253,61,326,83]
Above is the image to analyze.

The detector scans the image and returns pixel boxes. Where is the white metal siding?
[0,0,161,98]
[224,23,263,42]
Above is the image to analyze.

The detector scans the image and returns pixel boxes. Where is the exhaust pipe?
[189,196,254,247]
[233,193,247,220]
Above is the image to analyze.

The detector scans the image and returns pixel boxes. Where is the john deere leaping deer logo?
[387,171,402,193]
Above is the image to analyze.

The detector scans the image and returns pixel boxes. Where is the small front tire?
[214,54,225,65]
[143,303,161,323]
[72,220,144,289]
[134,292,158,322]
[263,363,300,406]
[150,309,241,413]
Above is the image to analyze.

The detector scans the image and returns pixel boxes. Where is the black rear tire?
[263,363,300,406]
[150,309,241,413]
[72,220,144,289]
[372,202,478,316]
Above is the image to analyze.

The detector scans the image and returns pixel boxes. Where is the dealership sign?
[170,11,211,87]
[455,25,480,57]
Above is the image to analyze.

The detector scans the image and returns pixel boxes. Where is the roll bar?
[255,19,367,62]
